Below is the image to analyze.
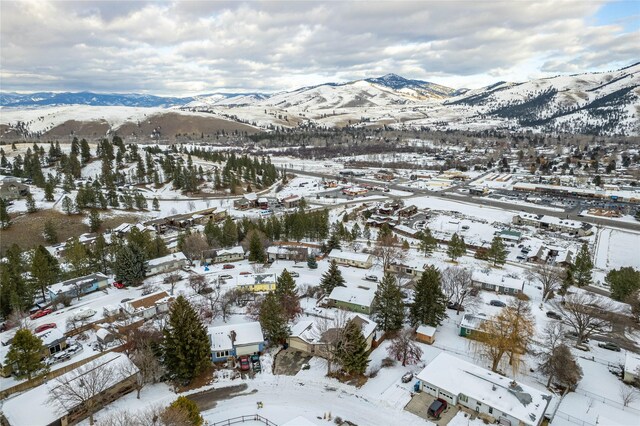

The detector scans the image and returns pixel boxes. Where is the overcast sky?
[1,0,638,95]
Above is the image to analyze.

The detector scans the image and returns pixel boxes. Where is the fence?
[574,388,640,415]
[553,410,597,426]
[213,414,278,426]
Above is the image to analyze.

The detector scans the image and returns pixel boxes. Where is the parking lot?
[404,392,459,425]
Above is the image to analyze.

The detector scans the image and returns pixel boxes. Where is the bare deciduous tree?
[373,234,407,271]
[181,233,208,263]
[387,328,423,367]
[48,357,131,425]
[552,292,614,345]
[536,264,562,302]
[164,273,183,296]
[620,384,638,407]
[126,343,164,399]
[188,274,208,295]
[311,311,351,375]
[441,267,477,315]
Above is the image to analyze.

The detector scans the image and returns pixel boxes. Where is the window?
[488,407,493,415]
[459,394,468,403]
[216,350,229,358]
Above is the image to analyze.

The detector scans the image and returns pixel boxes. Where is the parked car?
[251,354,261,372]
[223,264,235,269]
[489,300,506,307]
[447,302,464,311]
[598,342,621,352]
[546,311,562,320]
[34,323,57,333]
[239,271,251,276]
[288,271,300,278]
[73,309,97,321]
[575,343,590,352]
[113,281,125,289]
[364,275,378,282]
[66,343,83,356]
[219,274,233,280]
[427,398,448,419]
[239,355,251,371]
[401,372,413,383]
[30,308,53,320]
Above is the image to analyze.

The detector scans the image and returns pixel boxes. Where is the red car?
[30,308,53,320]
[239,271,251,275]
[239,355,251,371]
[113,281,125,289]
[35,323,57,333]
[223,264,235,270]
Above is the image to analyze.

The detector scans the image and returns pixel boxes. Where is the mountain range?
[1,64,638,136]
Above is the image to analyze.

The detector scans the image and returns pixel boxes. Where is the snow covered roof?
[328,285,376,308]
[624,351,640,376]
[459,313,490,331]
[36,328,65,346]
[147,251,187,267]
[281,416,320,426]
[257,197,268,203]
[472,271,523,290]
[417,353,551,425]
[393,224,420,236]
[237,273,277,287]
[244,192,258,201]
[517,213,582,229]
[267,246,295,255]
[328,249,372,263]
[290,315,376,344]
[417,325,436,337]
[47,272,108,295]
[2,352,138,426]
[209,321,265,351]
[216,246,244,256]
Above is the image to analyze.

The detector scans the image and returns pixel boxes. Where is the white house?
[417,353,551,426]
[327,284,377,314]
[2,352,139,426]
[328,249,374,269]
[147,252,188,276]
[472,271,522,295]
[209,321,265,362]
[623,351,640,384]
[210,246,244,263]
[123,291,173,319]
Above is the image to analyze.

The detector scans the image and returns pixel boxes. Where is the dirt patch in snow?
[186,383,254,411]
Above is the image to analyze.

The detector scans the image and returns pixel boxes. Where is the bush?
[381,357,396,368]
[166,396,203,426]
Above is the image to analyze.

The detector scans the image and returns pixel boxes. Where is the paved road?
[281,167,640,232]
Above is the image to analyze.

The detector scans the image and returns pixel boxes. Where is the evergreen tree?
[488,236,507,266]
[325,232,341,253]
[65,237,92,278]
[606,267,640,301]
[573,243,593,287]
[409,266,447,327]
[25,192,37,213]
[248,231,265,263]
[114,244,147,286]
[61,195,75,215]
[307,256,318,269]
[320,260,346,295]
[43,219,58,244]
[371,272,405,333]
[363,225,371,240]
[162,296,211,384]
[276,269,301,320]
[89,209,102,232]
[0,198,10,229]
[446,233,466,262]
[259,292,290,344]
[0,245,32,316]
[31,245,60,300]
[220,216,238,247]
[418,228,437,256]
[6,329,47,380]
[152,197,160,210]
[43,182,55,201]
[337,319,369,375]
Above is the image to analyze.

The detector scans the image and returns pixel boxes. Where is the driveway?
[273,348,313,376]
[404,392,459,425]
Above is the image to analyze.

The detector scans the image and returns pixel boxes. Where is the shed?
[416,325,436,345]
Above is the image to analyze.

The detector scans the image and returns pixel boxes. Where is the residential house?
[327,284,377,314]
[279,194,302,209]
[0,177,29,200]
[123,291,173,320]
[472,271,522,295]
[210,246,245,263]
[47,273,109,301]
[288,314,379,357]
[147,252,188,276]
[209,321,265,362]
[416,325,436,345]
[237,273,277,292]
[257,197,269,210]
[397,205,418,218]
[2,352,139,426]
[417,353,551,426]
[267,245,311,262]
[328,249,374,269]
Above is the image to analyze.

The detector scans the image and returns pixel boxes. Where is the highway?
[281,167,640,232]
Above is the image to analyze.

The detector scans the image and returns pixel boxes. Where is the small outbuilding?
[416,325,436,345]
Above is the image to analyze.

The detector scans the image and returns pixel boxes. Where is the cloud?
[0,0,637,94]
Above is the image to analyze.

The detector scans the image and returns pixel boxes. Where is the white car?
[73,309,97,321]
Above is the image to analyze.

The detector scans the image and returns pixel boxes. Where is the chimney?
[229,330,237,345]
